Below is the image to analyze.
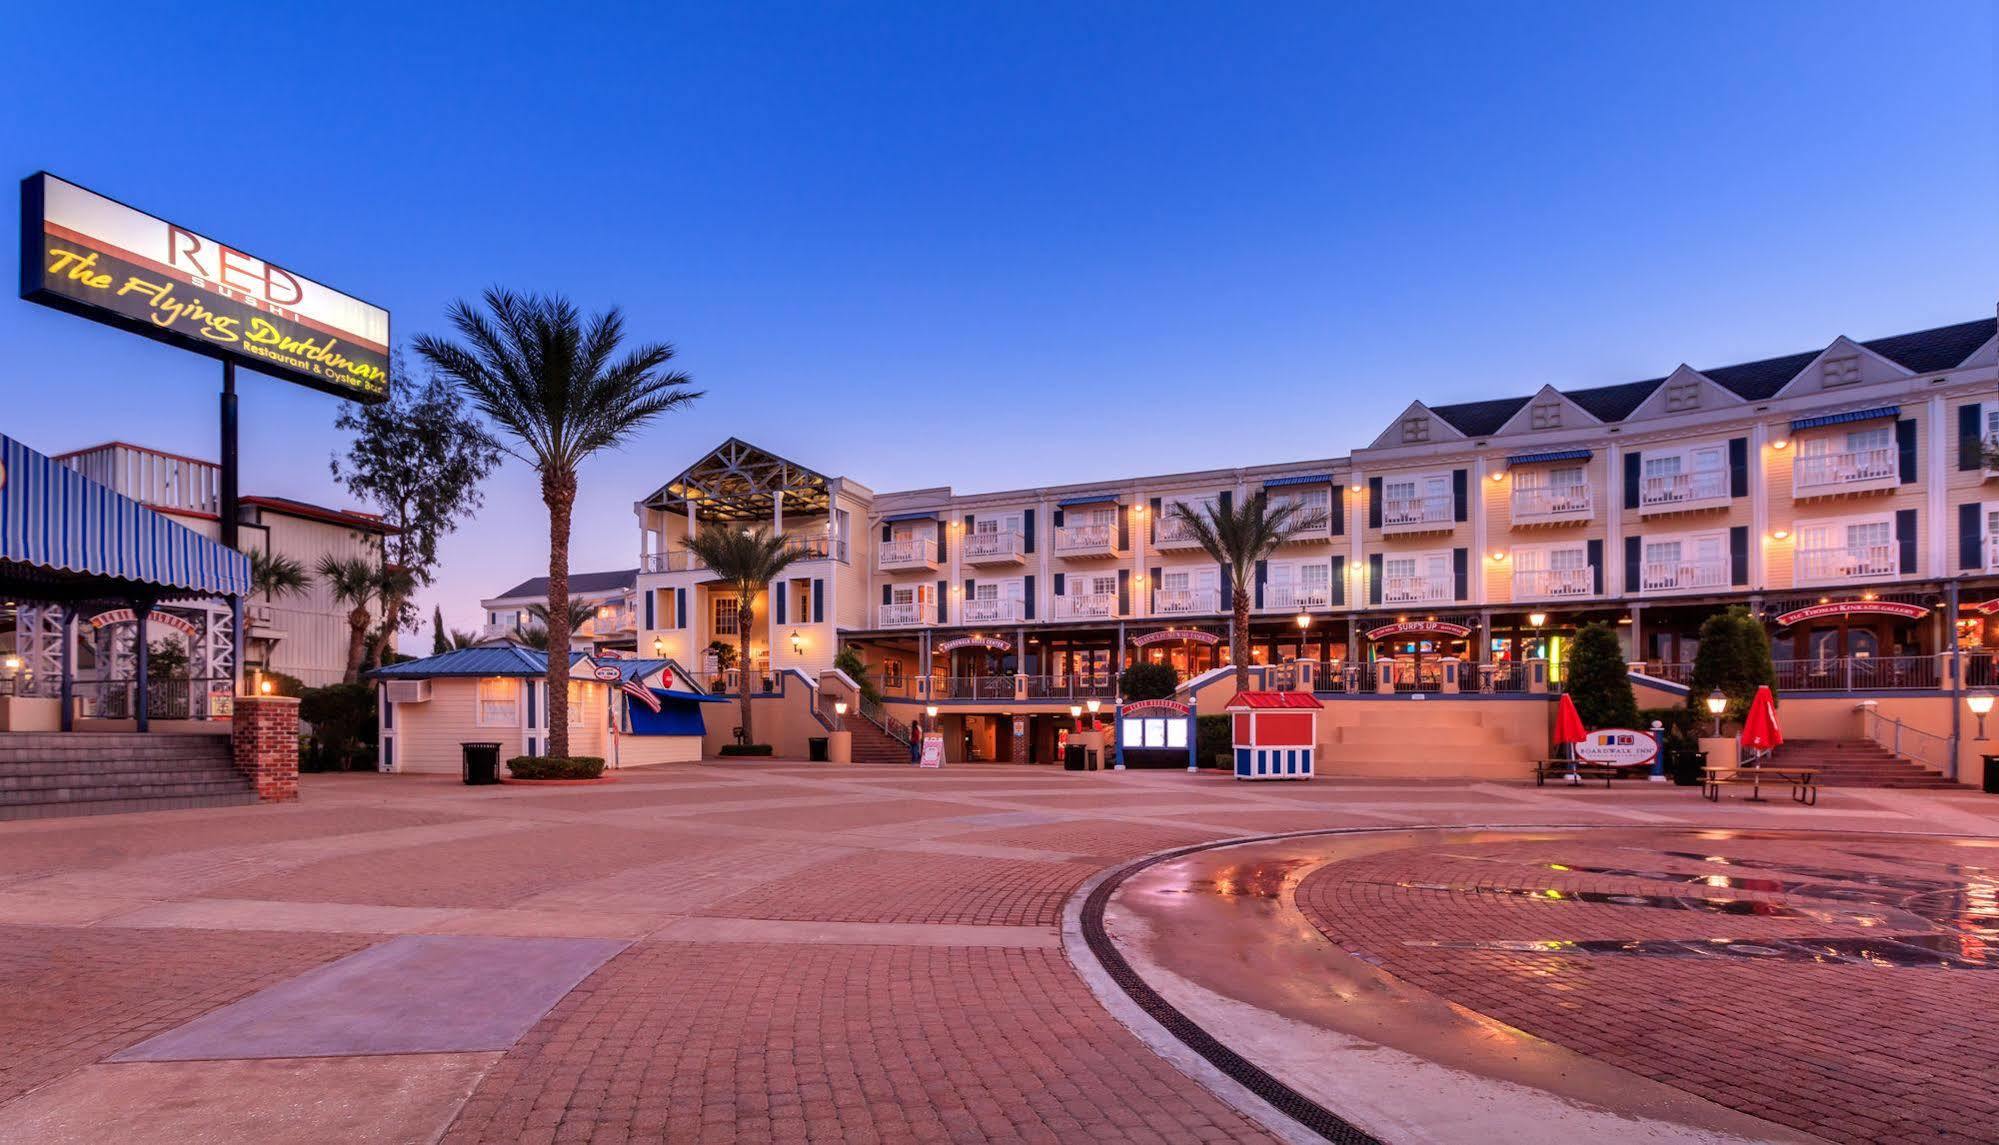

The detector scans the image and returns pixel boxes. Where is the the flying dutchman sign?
[19,172,390,403]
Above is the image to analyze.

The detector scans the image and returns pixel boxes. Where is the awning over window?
[0,434,250,598]
[1263,473,1334,488]
[1789,405,1899,432]
[882,511,939,523]
[1057,493,1120,507]
[1504,448,1593,466]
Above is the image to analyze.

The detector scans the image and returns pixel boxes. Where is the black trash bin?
[461,742,501,786]
[1064,744,1087,771]
[808,737,829,762]
[1983,755,1999,795]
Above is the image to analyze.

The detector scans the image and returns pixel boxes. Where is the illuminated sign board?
[1771,601,1928,627]
[1131,628,1221,647]
[1573,728,1658,768]
[20,173,389,403]
[1365,621,1472,641]
[935,636,1012,653]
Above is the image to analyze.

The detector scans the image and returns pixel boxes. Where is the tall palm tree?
[317,555,378,684]
[416,290,699,757]
[526,599,597,645]
[247,549,311,603]
[679,527,802,748]
[1169,495,1323,691]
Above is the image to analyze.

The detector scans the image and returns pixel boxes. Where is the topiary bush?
[1563,621,1639,730]
[1197,713,1232,768]
[505,755,606,780]
[1687,606,1776,731]
[299,683,378,771]
[719,744,774,757]
[1119,661,1179,702]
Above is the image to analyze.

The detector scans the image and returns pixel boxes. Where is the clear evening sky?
[2,3,1994,646]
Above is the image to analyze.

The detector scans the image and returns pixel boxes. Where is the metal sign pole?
[219,360,239,550]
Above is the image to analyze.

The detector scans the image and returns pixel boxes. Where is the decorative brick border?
[230,696,301,803]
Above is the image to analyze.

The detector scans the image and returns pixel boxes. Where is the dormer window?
[1400,415,1431,444]
[1529,402,1562,430]
[1822,353,1861,387]
[1665,379,1702,412]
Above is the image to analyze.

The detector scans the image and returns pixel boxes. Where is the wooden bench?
[1533,759,1628,788]
[1702,765,1818,806]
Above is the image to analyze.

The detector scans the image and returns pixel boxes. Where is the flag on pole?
[622,678,662,713]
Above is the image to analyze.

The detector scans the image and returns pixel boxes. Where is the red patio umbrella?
[1553,693,1587,759]
[1740,685,1783,756]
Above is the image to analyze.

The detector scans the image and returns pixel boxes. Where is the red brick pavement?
[950,820,1219,860]
[0,805,470,881]
[1296,833,1999,1144]
[697,850,1104,927]
[442,941,1273,1144]
[0,923,369,1103]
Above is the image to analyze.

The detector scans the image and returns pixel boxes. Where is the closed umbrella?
[1553,693,1588,784]
[1740,685,1782,757]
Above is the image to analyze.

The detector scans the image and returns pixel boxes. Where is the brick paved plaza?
[1,762,1997,1142]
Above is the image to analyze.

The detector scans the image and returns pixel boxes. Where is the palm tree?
[416,289,699,757]
[526,599,596,646]
[679,527,802,747]
[247,549,311,603]
[317,554,378,683]
[446,628,482,650]
[1169,495,1323,691]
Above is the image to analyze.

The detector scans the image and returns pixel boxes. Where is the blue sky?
[2,2,1993,642]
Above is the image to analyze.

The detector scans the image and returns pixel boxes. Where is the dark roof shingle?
[1429,396,1530,438]
[492,568,638,600]
[1862,318,1996,375]
[1564,378,1663,422]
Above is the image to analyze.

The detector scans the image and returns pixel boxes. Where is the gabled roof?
[491,568,638,601]
[368,641,549,679]
[1698,349,1823,402]
[1223,690,1324,710]
[1861,318,1997,375]
[1564,377,1663,422]
[641,438,832,521]
[241,496,396,534]
[1494,385,1602,435]
[1429,396,1530,438]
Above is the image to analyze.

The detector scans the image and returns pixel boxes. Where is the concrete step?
[0,790,260,821]
[0,779,257,807]
[0,768,250,791]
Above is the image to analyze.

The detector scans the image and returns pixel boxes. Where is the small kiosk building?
[1225,691,1322,780]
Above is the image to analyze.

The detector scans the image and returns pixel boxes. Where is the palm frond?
[680,527,805,601]
[248,549,311,601]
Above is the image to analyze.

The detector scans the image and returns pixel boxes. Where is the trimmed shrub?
[1119,662,1179,702]
[506,755,606,780]
[1563,622,1639,730]
[1687,606,1776,731]
[719,744,774,757]
[1197,713,1232,768]
[1641,707,1704,785]
[299,683,377,771]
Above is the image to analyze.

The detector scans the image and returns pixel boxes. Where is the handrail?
[1859,708,1951,771]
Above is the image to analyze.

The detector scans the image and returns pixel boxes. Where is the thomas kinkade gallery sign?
[20,173,390,403]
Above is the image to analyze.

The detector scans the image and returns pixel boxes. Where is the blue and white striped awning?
[1263,473,1334,488]
[1790,405,1899,432]
[1057,493,1120,507]
[1504,448,1593,465]
[882,510,939,523]
[0,434,250,597]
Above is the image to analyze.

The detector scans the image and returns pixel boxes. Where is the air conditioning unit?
[384,680,431,704]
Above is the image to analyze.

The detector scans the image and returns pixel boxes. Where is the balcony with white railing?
[959,597,1025,624]
[1640,558,1729,593]
[877,601,937,628]
[1382,575,1452,605]
[1264,584,1331,611]
[1987,534,1999,573]
[1792,446,1899,498]
[1511,484,1593,526]
[1639,470,1729,515]
[1270,496,1336,544]
[1150,513,1207,551]
[1051,593,1121,620]
[582,604,638,639]
[55,442,221,515]
[1381,494,1455,535]
[643,532,844,574]
[878,536,941,572]
[1053,523,1126,559]
[1151,588,1219,616]
[1511,566,1595,600]
[961,530,1025,566]
[1795,543,1898,584]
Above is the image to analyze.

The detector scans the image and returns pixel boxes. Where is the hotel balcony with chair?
[1381,492,1456,535]
[959,596,1026,624]
[1382,573,1453,606]
[1051,521,1127,560]
[877,601,937,628]
[1791,446,1900,498]
[1511,565,1595,600]
[645,530,845,573]
[1151,588,1220,617]
[1640,557,1729,594]
[1510,482,1593,526]
[961,529,1025,566]
[1637,469,1730,515]
[1794,543,1899,585]
[1264,583,1331,612]
[1051,592,1122,621]
[877,536,940,572]
[1149,512,1208,551]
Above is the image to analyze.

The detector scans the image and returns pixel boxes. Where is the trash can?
[461,742,501,786]
[808,737,829,762]
[1983,755,1999,795]
[1064,744,1088,771]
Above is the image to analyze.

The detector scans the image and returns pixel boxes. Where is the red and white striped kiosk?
[1225,691,1322,780]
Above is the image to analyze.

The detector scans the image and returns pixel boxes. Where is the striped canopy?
[0,434,251,597]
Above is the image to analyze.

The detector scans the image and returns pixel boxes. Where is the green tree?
[1562,622,1639,729]
[432,605,448,655]
[332,361,500,666]
[1119,661,1179,702]
[833,644,881,704]
[526,599,596,645]
[247,548,311,603]
[1168,494,1321,690]
[416,290,699,757]
[317,554,379,684]
[1687,606,1776,731]
[679,527,803,747]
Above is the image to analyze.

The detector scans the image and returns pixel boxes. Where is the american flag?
[621,677,661,713]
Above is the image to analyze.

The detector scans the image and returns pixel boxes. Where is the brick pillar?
[232,695,301,803]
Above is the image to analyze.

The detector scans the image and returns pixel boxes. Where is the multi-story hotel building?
[548,312,1999,761]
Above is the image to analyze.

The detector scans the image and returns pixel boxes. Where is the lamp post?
[1706,689,1728,738]
[925,703,938,735]
[834,700,848,718]
[1970,689,1995,740]
[652,636,665,657]
[1070,703,1083,732]
[1085,697,1101,731]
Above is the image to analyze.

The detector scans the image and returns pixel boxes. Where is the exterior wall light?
[1489,470,1506,482]
[653,636,665,656]
[834,700,848,717]
[1295,612,1311,630]
[259,677,274,695]
[1771,439,1789,450]
[789,630,803,655]
[1528,612,1547,628]
[1771,529,1790,541]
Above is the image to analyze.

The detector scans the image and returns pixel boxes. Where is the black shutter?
[963,514,974,541]
[882,584,892,607]
[676,589,686,629]
[1253,560,1267,609]
[1023,575,1036,620]
[1587,539,1604,594]
[935,521,948,561]
[1367,477,1383,529]
[1452,469,1468,522]
[1368,553,1382,605]
[1624,452,1641,509]
[1331,556,1346,605]
[1218,489,1233,515]
[1219,564,1232,606]
[1053,572,1065,596]
[1332,485,1346,536]
[1117,569,1130,615]
[1150,567,1162,612]
[775,582,786,624]
[1728,438,1748,498]
[1729,526,1749,586]
[1149,498,1161,542]
[963,578,974,605]
[937,580,947,623]
[1053,508,1064,527]
[881,523,891,542]
[1896,420,1918,484]
[1452,548,1468,600]
[1896,509,1918,574]
[1117,504,1130,550]
[1961,404,1985,471]
[1624,536,1641,592]
[1022,509,1035,553]
[812,579,824,623]
[644,589,654,629]
[1961,503,1983,570]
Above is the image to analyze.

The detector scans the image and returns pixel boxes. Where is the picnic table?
[1533,759,1644,788]
[1702,764,1818,806]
